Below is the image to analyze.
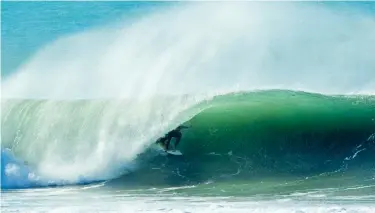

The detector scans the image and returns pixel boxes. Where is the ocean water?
[1,1,375,213]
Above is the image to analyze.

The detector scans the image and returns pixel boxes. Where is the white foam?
[2,189,375,213]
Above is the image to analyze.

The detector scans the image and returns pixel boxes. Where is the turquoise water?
[1,1,375,212]
[1,1,171,76]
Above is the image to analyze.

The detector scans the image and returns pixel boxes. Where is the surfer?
[156,125,191,150]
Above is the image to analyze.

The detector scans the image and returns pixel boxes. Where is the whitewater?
[1,1,375,213]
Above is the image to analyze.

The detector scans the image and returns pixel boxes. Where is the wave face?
[2,91,375,189]
[112,91,375,187]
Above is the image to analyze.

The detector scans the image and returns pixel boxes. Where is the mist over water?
[2,2,375,99]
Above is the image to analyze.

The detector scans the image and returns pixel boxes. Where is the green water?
[2,90,375,192]
[114,91,375,195]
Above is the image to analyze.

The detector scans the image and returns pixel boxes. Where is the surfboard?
[166,150,183,156]
[155,143,183,155]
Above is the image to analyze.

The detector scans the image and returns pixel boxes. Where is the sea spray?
[3,2,375,99]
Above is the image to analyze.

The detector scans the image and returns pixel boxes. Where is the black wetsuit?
[157,125,189,150]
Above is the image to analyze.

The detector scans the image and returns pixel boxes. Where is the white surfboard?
[155,143,183,155]
[166,150,183,156]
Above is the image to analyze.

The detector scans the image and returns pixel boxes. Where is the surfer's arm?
[179,125,191,129]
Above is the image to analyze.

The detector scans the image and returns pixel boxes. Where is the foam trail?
[2,2,375,186]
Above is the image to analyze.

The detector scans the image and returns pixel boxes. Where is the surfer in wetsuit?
[156,125,191,150]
